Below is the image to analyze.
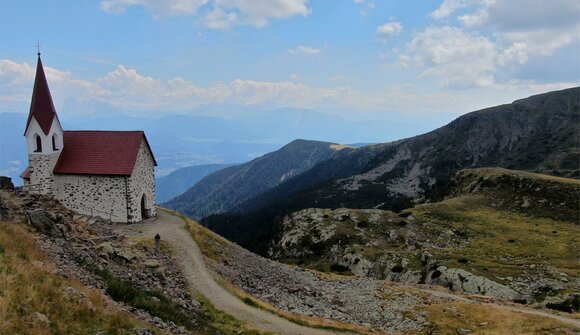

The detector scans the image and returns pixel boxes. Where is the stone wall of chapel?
[28,153,60,195]
[127,140,156,222]
[54,174,129,223]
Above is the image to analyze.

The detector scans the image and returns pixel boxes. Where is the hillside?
[156,164,235,203]
[165,139,352,218]
[203,87,580,254]
[268,168,580,310]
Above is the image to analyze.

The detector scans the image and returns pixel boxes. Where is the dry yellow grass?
[329,144,354,151]
[459,167,580,185]
[422,301,579,335]
[0,222,151,335]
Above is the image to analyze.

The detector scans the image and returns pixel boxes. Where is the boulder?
[339,253,373,276]
[97,242,115,255]
[29,312,50,327]
[144,259,160,268]
[115,249,136,262]
[27,209,64,238]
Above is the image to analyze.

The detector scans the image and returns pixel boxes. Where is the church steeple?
[24,53,59,136]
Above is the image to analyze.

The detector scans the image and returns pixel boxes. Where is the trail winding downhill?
[115,210,580,334]
[114,210,336,335]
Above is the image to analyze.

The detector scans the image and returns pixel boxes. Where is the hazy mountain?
[202,87,580,254]
[0,113,28,185]
[1,107,432,183]
[165,140,351,218]
[155,163,236,203]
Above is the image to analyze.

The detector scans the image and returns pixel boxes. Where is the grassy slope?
[0,222,151,335]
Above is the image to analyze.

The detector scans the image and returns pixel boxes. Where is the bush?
[330,263,349,272]
[242,297,258,307]
[391,265,404,273]
[356,220,369,228]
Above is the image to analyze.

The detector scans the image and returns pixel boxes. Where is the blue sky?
[1,0,578,122]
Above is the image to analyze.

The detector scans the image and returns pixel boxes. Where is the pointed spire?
[24,53,59,135]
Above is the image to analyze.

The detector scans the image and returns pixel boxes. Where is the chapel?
[20,53,157,223]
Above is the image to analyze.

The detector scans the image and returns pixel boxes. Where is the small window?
[34,134,42,152]
[52,134,58,151]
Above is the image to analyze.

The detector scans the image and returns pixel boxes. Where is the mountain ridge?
[165,139,352,218]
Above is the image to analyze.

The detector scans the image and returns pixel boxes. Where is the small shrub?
[546,295,579,313]
[391,265,404,273]
[431,270,442,279]
[357,220,369,228]
[330,263,349,272]
[242,297,258,307]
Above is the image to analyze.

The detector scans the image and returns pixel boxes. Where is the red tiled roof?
[20,167,31,179]
[53,131,157,176]
[24,56,59,136]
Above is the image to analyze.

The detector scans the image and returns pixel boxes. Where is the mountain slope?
[165,139,352,218]
[155,163,235,203]
[203,87,580,254]
[268,168,580,309]
[244,87,579,213]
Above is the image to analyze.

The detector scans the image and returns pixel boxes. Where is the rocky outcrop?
[0,176,14,190]
[427,266,520,300]
[27,209,71,239]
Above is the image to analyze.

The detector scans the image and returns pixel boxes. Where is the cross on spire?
[36,43,42,56]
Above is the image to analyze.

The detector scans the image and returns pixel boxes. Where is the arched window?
[34,134,42,152]
[52,133,58,151]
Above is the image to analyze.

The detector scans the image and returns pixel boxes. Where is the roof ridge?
[63,130,144,133]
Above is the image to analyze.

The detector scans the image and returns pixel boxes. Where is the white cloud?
[101,0,310,29]
[429,0,467,19]
[459,0,580,60]
[405,26,498,88]
[376,20,403,40]
[1,58,576,119]
[354,0,375,16]
[288,45,322,55]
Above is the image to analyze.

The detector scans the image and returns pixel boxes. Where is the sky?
[1,0,579,123]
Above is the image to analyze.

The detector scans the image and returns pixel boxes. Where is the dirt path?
[114,210,336,335]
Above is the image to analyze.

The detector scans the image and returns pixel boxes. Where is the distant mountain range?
[198,87,579,254]
[155,164,235,203]
[164,140,348,218]
[0,107,426,185]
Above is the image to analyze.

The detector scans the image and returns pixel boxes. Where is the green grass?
[242,297,259,307]
[414,195,580,279]
[196,294,269,335]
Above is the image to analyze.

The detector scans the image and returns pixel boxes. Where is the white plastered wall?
[24,117,63,194]
[127,139,157,222]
